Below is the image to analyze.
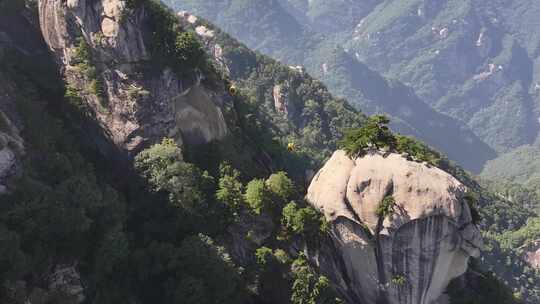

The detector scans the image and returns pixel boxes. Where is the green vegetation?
[391,275,407,287]
[266,171,295,201]
[473,179,540,302]
[344,0,539,156]
[463,191,481,224]
[395,135,442,165]
[216,163,244,212]
[281,201,328,240]
[482,144,540,199]
[169,0,498,172]
[125,0,206,75]
[244,178,270,215]
[0,31,248,303]
[180,18,366,173]
[291,255,343,304]
[496,218,540,250]
[339,114,444,167]
[376,195,396,218]
[254,246,295,303]
[133,136,333,302]
[135,138,213,211]
[0,50,128,298]
[166,0,307,63]
[339,115,395,157]
[72,38,107,104]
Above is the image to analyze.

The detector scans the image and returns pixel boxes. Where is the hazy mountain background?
[165,0,498,172]
[166,0,540,178]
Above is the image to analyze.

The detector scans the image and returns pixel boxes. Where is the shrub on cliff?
[281,201,328,239]
[339,114,395,157]
[339,114,443,167]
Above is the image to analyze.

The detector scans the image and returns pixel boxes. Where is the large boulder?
[306,150,482,304]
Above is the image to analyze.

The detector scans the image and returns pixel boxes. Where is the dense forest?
[0,0,538,304]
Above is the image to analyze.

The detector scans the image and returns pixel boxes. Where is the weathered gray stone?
[306,150,483,304]
[38,0,228,153]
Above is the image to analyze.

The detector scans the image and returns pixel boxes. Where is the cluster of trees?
[125,0,206,75]
[0,72,334,303]
[190,17,366,169]
[339,115,442,167]
[71,37,106,103]
[131,138,336,303]
[376,195,396,218]
[254,248,341,304]
[0,21,246,302]
[0,53,128,302]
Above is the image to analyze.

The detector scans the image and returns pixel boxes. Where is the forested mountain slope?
[0,1,363,302]
[166,0,497,173]
[482,143,540,193]
[0,0,537,303]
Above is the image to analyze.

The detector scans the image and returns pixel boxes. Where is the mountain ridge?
[165,0,497,173]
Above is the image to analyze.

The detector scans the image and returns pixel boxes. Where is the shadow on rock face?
[305,150,483,304]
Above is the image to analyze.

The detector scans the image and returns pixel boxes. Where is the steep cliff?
[0,1,526,304]
[306,150,482,304]
[525,240,540,269]
[38,0,228,153]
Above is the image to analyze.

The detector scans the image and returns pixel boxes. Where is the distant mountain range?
[167,0,540,177]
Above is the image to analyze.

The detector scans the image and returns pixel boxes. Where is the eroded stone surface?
[38,0,228,153]
[306,150,483,304]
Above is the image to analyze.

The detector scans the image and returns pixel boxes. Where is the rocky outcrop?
[3,264,84,304]
[524,239,540,269]
[306,150,482,304]
[37,0,228,152]
[273,84,290,115]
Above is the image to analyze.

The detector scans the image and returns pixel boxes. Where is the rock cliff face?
[38,0,227,152]
[306,150,482,304]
